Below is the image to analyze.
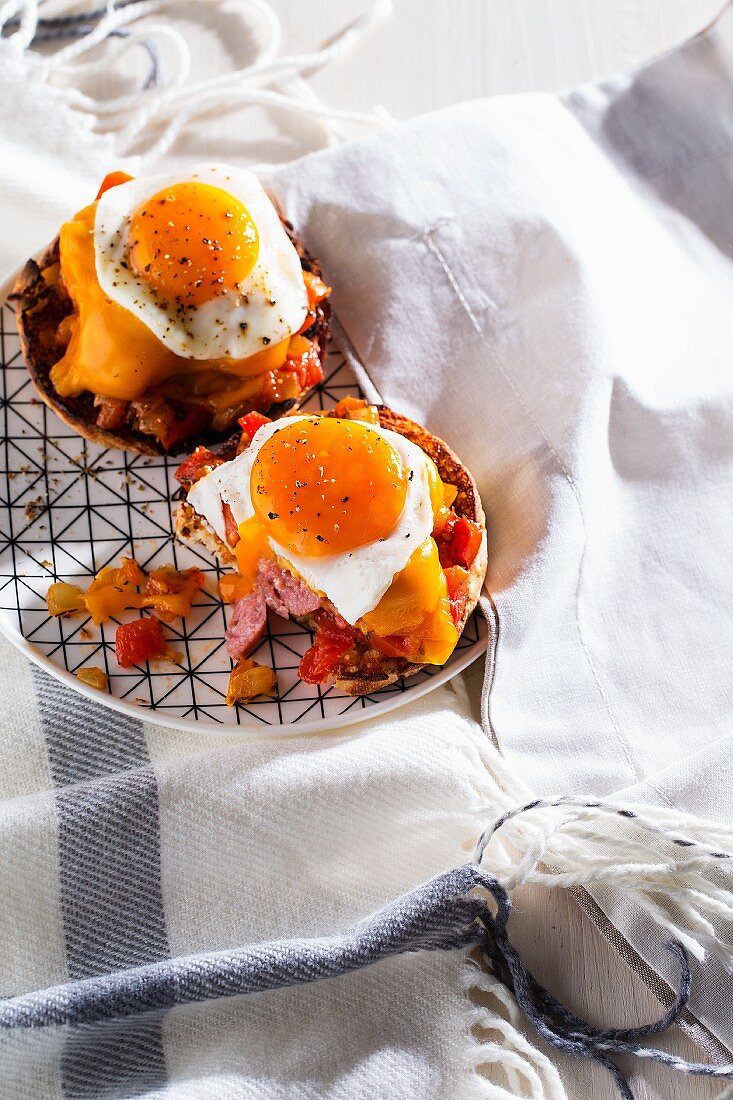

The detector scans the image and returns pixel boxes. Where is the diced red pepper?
[174,446,223,486]
[222,502,240,548]
[370,633,418,660]
[144,565,205,622]
[95,171,133,200]
[436,512,483,570]
[299,638,349,684]
[312,609,357,647]
[133,395,211,452]
[444,565,470,626]
[283,337,324,391]
[298,610,357,684]
[144,571,177,623]
[237,411,271,440]
[114,617,168,669]
[297,273,331,336]
[161,404,211,451]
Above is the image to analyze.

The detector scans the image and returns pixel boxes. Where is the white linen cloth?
[270,4,733,1057]
[272,15,733,796]
[1,2,733,1097]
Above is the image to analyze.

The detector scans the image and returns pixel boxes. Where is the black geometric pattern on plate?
[0,299,483,729]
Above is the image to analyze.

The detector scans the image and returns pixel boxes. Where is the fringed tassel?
[0,0,393,169]
[471,796,733,1097]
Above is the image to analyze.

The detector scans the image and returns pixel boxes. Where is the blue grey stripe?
[33,669,169,1096]
[0,866,486,1028]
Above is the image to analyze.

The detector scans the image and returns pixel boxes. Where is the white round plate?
[0,275,486,737]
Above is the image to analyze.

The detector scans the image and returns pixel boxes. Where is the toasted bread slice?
[175,405,487,695]
[11,224,331,456]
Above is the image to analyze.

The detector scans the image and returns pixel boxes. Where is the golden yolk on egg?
[225,417,463,666]
[128,182,259,308]
[250,418,409,557]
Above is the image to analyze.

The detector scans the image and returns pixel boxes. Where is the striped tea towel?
[0,631,573,1099]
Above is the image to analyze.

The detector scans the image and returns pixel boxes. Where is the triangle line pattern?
[0,302,485,728]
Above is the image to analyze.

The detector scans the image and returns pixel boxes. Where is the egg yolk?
[128,182,259,308]
[228,418,463,666]
[250,418,409,557]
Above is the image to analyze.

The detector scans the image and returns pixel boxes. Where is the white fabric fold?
[143,687,522,1100]
[270,8,733,809]
[270,3,733,1055]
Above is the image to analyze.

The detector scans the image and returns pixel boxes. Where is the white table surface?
[138,1,727,1096]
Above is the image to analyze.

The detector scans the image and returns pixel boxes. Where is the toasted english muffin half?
[11,224,331,457]
[175,405,487,696]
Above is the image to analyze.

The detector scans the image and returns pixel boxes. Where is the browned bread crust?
[11,226,331,456]
[175,406,487,696]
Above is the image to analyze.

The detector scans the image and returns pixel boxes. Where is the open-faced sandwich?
[13,164,330,455]
[175,397,487,695]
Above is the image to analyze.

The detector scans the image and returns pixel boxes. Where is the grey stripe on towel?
[0,865,486,1029]
[33,669,169,1097]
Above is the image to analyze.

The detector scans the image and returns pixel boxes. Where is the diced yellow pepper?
[226,658,278,706]
[332,395,380,424]
[46,582,87,617]
[75,666,108,691]
[85,585,144,626]
[218,573,251,604]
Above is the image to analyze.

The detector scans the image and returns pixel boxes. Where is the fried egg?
[94,163,308,360]
[187,415,441,625]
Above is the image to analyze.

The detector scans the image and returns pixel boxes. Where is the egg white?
[187,416,436,625]
[94,163,309,360]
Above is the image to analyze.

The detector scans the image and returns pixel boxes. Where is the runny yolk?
[128,181,259,308]
[250,418,409,557]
